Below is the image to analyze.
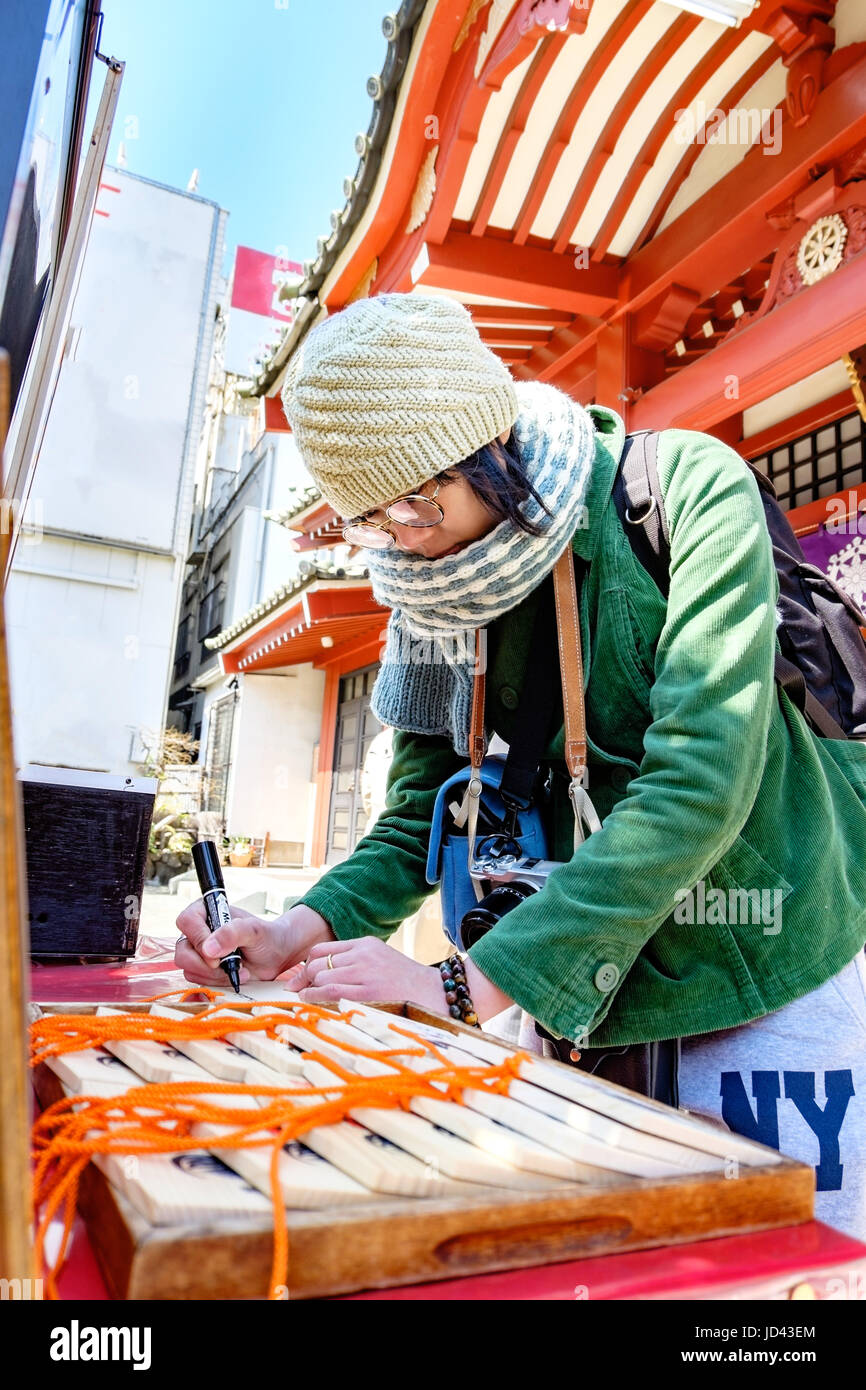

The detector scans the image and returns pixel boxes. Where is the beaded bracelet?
[438,953,480,1028]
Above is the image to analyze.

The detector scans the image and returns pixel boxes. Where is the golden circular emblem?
[797,213,848,286]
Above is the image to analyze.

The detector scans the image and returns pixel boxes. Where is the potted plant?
[228,835,253,868]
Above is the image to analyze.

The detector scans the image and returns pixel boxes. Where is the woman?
[177,292,866,1237]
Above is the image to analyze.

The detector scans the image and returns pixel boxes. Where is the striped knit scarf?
[366,379,597,755]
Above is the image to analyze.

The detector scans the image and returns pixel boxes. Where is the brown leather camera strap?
[551,542,587,787]
[465,543,600,868]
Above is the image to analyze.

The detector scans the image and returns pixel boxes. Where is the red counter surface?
[45,1209,866,1301]
[30,951,866,1302]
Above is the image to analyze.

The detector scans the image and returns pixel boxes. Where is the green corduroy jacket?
[296,405,866,1047]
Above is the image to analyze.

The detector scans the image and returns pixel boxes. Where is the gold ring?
[327,954,335,971]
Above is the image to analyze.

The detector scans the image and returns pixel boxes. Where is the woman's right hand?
[174,900,336,987]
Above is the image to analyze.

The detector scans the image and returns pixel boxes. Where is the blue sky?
[89,0,391,276]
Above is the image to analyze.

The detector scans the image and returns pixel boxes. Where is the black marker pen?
[191,840,242,993]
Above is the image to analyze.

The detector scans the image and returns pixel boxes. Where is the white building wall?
[28,170,223,551]
[216,434,313,622]
[261,522,301,597]
[203,412,248,513]
[6,168,225,775]
[260,434,311,598]
[268,432,311,509]
[8,537,178,772]
[225,666,324,851]
[259,521,300,601]
[228,506,267,622]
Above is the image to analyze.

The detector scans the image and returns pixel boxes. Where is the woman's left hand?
[284,937,447,1014]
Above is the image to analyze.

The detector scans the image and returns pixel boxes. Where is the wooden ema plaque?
[31,999,814,1301]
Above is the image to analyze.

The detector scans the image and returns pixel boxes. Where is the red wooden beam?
[512,0,654,247]
[263,395,290,432]
[596,322,627,417]
[286,500,335,532]
[313,627,385,672]
[591,23,751,260]
[402,7,510,255]
[513,319,603,382]
[497,347,534,363]
[479,325,552,346]
[630,47,782,256]
[291,529,344,552]
[237,619,384,674]
[628,248,866,431]
[470,34,568,239]
[787,480,866,538]
[475,0,592,91]
[465,304,575,326]
[369,1,679,308]
[305,588,377,621]
[568,367,597,405]
[415,230,618,313]
[706,412,744,450]
[219,584,380,673]
[551,13,700,256]
[311,665,340,867]
[622,51,866,315]
[633,283,701,352]
[421,3,593,254]
[219,598,304,673]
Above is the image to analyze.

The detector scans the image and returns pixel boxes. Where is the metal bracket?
[94,11,124,71]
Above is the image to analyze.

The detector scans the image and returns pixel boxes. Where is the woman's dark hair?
[436,430,553,536]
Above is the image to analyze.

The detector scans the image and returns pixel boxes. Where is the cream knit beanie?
[279,292,519,519]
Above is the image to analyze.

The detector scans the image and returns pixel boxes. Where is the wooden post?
[311,666,340,867]
[595,323,626,417]
[0,348,34,1284]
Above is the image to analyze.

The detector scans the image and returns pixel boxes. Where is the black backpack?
[613,431,866,742]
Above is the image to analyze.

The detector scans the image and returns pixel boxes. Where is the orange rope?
[30,991,525,1300]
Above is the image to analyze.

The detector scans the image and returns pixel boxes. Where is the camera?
[458,833,563,949]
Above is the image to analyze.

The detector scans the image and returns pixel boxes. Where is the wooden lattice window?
[751,411,866,512]
[203,693,236,822]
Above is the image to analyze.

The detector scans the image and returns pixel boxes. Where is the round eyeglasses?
[342,479,446,550]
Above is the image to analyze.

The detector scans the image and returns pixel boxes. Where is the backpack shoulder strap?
[774,652,849,740]
[612,430,670,598]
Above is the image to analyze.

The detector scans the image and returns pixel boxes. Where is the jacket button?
[594,963,620,992]
[610,767,631,793]
[500,685,519,710]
